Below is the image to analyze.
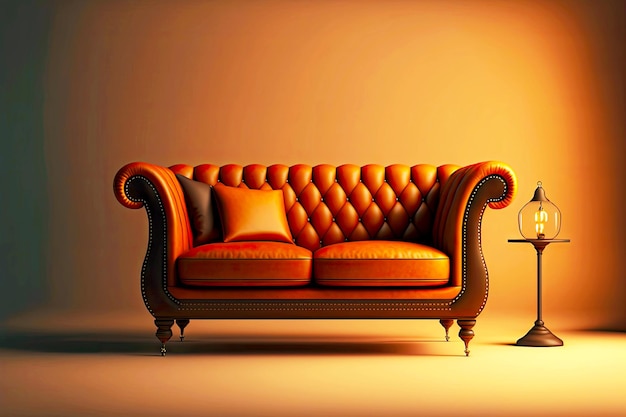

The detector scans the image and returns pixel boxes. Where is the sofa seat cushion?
[313,241,449,287]
[177,242,312,287]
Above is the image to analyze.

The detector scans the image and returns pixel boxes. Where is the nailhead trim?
[177,301,452,312]
[125,175,181,314]
[451,174,507,315]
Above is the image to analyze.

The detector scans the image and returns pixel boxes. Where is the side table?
[508,238,570,347]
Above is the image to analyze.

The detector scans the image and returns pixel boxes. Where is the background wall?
[0,1,51,320]
[2,0,624,330]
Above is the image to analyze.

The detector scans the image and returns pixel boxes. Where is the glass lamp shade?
[518,181,561,240]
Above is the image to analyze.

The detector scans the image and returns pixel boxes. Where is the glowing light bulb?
[534,203,548,239]
[518,181,561,240]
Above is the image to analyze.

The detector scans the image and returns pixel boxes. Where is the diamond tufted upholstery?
[170,163,457,252]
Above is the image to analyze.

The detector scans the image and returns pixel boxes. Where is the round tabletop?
[508,239,570,243]
[508,238,570,251]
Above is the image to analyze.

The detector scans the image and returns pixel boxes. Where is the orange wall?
[36,0,624,329]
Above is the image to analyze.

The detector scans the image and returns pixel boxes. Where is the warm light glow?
[38,0,626,331]
[534,203,548,239]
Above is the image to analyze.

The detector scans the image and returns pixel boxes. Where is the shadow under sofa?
[113,161,517,356]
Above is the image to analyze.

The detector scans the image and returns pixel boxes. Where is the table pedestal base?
[516,320,563,347]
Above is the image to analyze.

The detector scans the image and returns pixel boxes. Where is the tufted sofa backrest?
[171,164,459,253]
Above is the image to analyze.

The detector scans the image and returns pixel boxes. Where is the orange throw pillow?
[212,185,294,244]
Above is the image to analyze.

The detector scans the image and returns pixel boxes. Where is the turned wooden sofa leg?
[176,319,190,341]
[458,319,476,356]
[439,319,454,341]
[155,319,174,356]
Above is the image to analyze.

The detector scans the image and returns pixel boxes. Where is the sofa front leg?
[176,319,190,341]
[457,320,476,356]
[155,319,175,356]
[439,319,454,341]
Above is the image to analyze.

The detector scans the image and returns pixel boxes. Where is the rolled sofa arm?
[113,162,193,314]
[433,161,517,314]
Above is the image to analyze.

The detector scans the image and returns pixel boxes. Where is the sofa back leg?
[176,319,190,341]
[155,319,174,356]
[457,319,476,356]
[439,319,454,341]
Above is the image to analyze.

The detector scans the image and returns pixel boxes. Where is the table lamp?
[509,181,569,347]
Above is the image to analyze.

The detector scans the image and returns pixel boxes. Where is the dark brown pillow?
[175,174,220,246]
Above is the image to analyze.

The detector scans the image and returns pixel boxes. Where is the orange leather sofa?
[114,161,516,356]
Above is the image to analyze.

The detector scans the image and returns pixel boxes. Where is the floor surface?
[1,309,625,417]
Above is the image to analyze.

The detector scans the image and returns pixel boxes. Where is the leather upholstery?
[433,161,517,287]
[114,162,193,290]
[168,285,463,301]
[313,240,449,286]
[177,241,311,286]
[114,161,517,322]
[176,174,221,246]
[212,184,293,244]
[170,163,453,252]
